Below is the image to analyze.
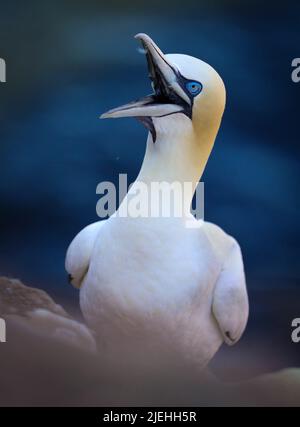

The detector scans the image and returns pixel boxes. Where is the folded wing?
[212,239,249,346]
[65,221,105,289]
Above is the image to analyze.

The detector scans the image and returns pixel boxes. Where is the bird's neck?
[138,134,208,186]
[137,115,216,209]
[122,118,216,217]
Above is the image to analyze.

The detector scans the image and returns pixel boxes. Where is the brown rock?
[0,277,300,406]
[0,276,96,354]
[0,277,68,318]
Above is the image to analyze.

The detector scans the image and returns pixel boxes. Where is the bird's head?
[101,33,226,146]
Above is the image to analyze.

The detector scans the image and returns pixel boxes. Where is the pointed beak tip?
[99,113,109,119]
[134,33,144,40]
[134,33,151,44]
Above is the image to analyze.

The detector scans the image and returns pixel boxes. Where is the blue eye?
[186,81,202,96]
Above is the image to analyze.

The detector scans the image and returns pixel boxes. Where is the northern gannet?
[65,34,248,370]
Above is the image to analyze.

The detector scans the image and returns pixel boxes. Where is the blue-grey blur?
[0,0,299,376]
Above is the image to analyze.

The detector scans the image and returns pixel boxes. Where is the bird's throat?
[118,122,216,219]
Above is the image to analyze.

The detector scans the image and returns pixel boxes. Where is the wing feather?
[65,221,105,288]
[212,239,249,346]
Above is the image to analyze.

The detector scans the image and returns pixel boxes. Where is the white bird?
[65,34,248,371]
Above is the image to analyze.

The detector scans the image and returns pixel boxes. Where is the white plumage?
[65,34,248,370]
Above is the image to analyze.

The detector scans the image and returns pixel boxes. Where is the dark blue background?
[0,1,299,373]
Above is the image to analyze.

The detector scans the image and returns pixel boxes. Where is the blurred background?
[0,0,299,377]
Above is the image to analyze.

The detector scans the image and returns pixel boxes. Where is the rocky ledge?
[0,276,299,406]
[0,276,96,353]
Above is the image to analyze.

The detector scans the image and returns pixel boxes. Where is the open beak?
[100,33,191,121]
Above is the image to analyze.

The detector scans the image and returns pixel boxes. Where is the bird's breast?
[80,217,221,327]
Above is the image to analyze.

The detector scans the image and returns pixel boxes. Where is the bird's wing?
[212,239,249,346]
[65,221,106,289]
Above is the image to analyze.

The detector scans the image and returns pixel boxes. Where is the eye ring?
[186,81,202,96]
